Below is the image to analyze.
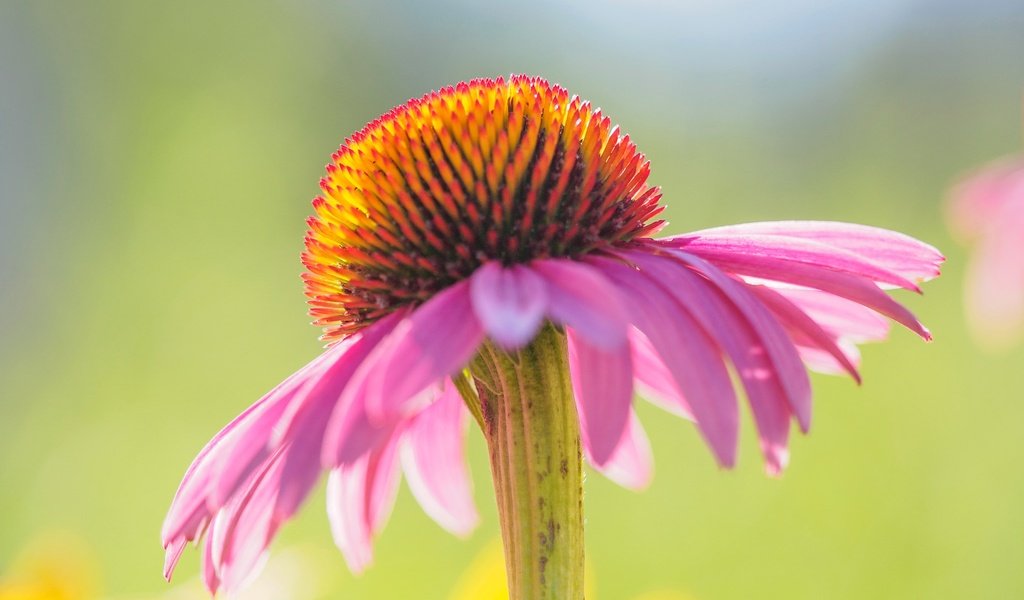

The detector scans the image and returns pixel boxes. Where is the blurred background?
[1,0,1023,598]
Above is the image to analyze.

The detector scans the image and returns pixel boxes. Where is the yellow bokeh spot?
[0,532,98,600]
[448,540,509,600]
[449,539,603,600]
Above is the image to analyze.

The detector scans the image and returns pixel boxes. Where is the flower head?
[304,76,663,341]
[163,75,942,595]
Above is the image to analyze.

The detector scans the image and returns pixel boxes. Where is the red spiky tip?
[303,75,665,342]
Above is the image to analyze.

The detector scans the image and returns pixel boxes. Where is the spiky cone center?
[303,75,665,342]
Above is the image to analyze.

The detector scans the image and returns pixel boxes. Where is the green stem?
[466,326,585,600]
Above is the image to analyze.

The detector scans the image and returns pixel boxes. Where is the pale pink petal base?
[400,380,479,536]
[567,329,634,466]
[326,440,401,574]
[587,409,654,490]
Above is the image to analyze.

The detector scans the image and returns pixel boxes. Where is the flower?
[948,154,1024,349]
[162,75,942,595]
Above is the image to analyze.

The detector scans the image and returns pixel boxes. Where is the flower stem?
[468,326,585,600]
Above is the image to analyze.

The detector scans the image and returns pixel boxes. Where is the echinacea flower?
[162,75,942,597]
[948,153,1024,349]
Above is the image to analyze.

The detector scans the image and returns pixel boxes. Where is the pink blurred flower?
[162,76,943,595]
[948,156,1024,349]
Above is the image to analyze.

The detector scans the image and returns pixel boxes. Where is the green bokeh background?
[2,1,1023,598]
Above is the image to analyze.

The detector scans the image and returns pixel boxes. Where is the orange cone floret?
[303,75,666,342]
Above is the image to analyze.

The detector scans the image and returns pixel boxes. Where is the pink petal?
[208,343,375,509]
[271,313,401,521]
[567,327,634,466]
[162,354,324,551]
[322,393,399,467]
[207,398,302,508]
[164,315,404,582]
[796,339,863,377]
[624,250,796,472]
[400,380,479,536]
[364,443,402,534]
[586,408,654,490]
[770,287,890,343]
[683,221,944,282]
[749,285,862,382]
[645,249,813,434]
[532,258,630,350]
[326,466,372,573]
[470,261,548,349]
[326,437,402,574]
[362,281,485,422]
[630,329,695,420]
[666,242,932,341]
[590,256,738,468]
[162,539,186,582]
[208,447,288,595]
[201,526,220,594]
[670,233,923,292]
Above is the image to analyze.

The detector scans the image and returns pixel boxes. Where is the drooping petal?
[325,467,371,575]
[162,539,186,582]
[623,250,796,472]
[645,249,813,434]
[364,441,403,535]
[682,221,944,282]
[322,389,403,468]
[470,261,548,349]
[748,285,862,382]
[590,256,738,468]
[630,329,695,420]
[271,313,402,522]
[326,437,402,574]
[200,525,219,594]
[163,351,328,556]
[400,380,479,536]
[769,287,890,343]
[532,258,630,350]
[163,312,406,574]
[667,242,932,341]
[361,281,485,422]
[208,351,343,515]
[567,328,634,466]
[206,447,288,595]
[671,232,924,292]
[586,408,654,490]
[796,338,863,377]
